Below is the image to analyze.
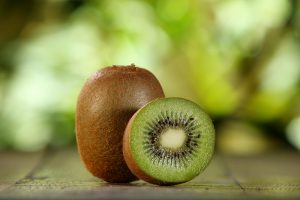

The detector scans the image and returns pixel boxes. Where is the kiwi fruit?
[76,64,164,183]
[123,97,215,185]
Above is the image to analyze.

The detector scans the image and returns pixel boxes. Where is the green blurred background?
[0,0,300,154]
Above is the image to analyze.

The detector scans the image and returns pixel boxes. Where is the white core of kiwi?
[159,128,187,150]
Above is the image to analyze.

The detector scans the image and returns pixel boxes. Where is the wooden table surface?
[0,148,299,200]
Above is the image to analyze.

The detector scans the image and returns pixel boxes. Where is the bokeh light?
[0,0,300,153]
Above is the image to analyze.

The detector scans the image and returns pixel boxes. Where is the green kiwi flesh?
[123,97,215,185]
[76,65,164,183]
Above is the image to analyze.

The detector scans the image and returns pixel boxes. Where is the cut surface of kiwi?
[123,97,215,185]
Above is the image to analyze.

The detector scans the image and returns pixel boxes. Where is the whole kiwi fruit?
[123,97,215,185]
[76,64,165,183]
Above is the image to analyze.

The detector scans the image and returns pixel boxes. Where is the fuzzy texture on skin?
[76,65,164,183]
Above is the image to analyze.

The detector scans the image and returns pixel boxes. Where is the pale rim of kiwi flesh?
[130,97,215,183]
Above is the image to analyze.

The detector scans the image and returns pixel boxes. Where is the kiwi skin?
[76,64,164,183]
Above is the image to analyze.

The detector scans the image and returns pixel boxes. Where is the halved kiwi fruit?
[123,97,215,185]
[76,64,164,183]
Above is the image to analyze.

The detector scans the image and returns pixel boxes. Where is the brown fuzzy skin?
[76,64,164,183]
[123,108,184,186]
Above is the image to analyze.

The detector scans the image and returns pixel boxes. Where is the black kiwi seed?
[141,110,202,168]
